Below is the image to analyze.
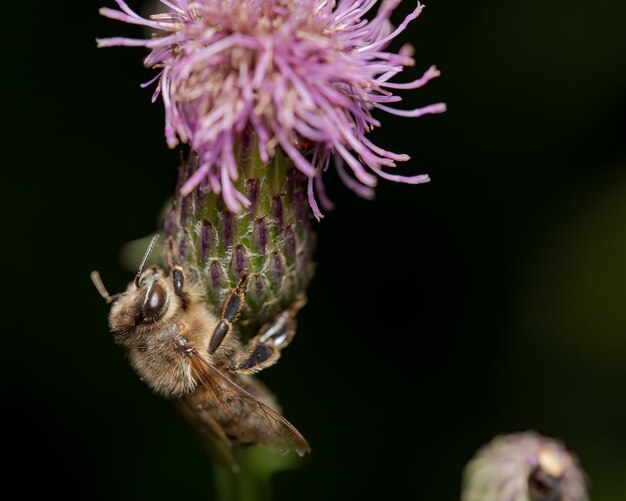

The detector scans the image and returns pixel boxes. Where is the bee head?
[133,266,170,324]
[103,265,180,344]
[92,235,180,344]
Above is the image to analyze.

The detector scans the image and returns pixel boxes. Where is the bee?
[91,235,309,471]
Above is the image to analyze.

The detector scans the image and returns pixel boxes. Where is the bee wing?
[188,349,310,457]
[173,397,239,473]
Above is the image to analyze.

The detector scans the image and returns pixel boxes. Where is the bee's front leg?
[165,236,186,296]
[231,296,307,375]
[208,272,248,354]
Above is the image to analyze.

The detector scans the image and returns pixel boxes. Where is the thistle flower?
[462,432,589,501]
[98,0,445,220]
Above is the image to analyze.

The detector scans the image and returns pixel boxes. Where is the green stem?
[213,447,301,501]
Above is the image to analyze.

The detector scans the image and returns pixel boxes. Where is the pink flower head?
[98,0,445,220]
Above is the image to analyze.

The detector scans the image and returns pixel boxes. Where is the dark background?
[7,0,626,499]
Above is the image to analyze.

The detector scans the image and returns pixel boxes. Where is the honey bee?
[91,235,309,471]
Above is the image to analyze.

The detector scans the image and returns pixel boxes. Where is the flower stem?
[213,447,301,501]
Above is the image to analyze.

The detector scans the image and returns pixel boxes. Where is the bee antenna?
[91,271,117,304]
[135,234,160,287]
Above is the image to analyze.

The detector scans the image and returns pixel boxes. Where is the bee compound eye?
[142,283,167,321]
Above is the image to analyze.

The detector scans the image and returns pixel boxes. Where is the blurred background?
[7,0,625,499]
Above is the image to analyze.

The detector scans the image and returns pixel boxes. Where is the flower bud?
[462,432,588,501]
[163,137,316,338]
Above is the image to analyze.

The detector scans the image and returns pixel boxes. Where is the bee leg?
[165,235,179,269]
[171,266,184,296]
[208,271,249,354]
[163,236,186,296]
[232,296,307,375]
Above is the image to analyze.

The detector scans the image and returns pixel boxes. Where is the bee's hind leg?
[231,296,307,375]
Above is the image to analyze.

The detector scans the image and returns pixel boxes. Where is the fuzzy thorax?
[109,267,218,396]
